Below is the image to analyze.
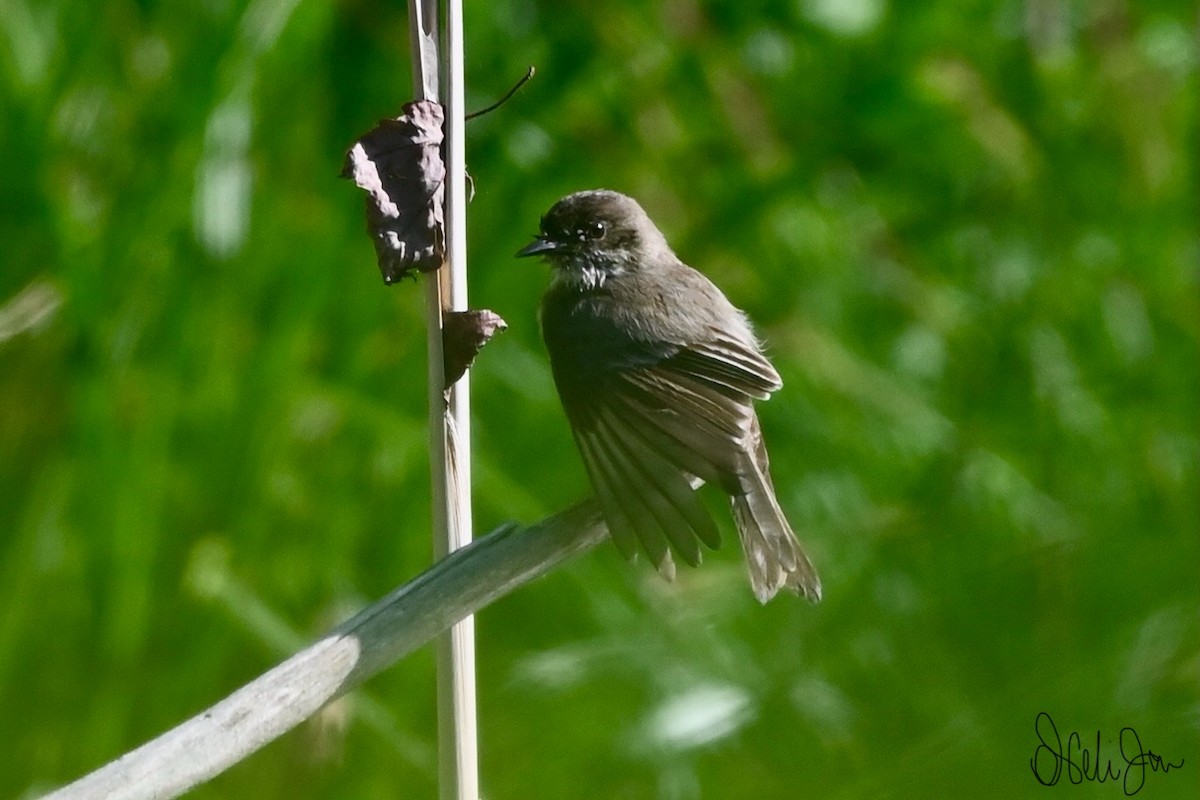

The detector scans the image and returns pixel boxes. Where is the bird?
[516,189,821,603]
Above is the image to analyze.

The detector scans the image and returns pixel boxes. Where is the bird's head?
[516,190,671,288]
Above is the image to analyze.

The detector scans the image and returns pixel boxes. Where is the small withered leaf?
[443,309,508,388]
[342,100,446,284]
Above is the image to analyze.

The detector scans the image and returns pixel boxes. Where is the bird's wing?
[563,331,783,571]
[664,327,783,399]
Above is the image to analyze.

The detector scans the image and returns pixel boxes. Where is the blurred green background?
[2,0,1197,797]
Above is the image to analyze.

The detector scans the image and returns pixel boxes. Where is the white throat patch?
[552,258,627,291]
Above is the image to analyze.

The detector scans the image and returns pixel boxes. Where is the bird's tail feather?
[731,457,821,604]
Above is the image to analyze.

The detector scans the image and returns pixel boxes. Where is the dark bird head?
[516,190,673,288]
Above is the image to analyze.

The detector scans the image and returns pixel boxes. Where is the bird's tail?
[731,442,821,604]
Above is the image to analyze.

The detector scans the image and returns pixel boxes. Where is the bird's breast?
[540,285,679,390]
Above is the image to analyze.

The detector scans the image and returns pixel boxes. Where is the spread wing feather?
[595,407,719,558]
[563,334,779,567]
[619,368,748,493]
[574,422,677,578]
[605,389,732,492]
[669,333,783,399]
[572,425,642,562]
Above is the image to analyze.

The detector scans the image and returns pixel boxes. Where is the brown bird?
[517,189,820,603]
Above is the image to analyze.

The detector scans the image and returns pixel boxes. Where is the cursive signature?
[1030,711,1185,795]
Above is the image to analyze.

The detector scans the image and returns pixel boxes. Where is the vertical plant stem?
[408,1,479,799]
[437,0,479,799]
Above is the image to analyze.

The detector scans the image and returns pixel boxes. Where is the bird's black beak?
[515,237,560,258]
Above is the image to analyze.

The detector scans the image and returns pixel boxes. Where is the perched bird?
[517,189,821,603]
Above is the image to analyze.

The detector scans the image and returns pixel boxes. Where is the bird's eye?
[581,220,607,241]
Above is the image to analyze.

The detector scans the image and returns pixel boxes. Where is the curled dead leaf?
[443,309,508,388]
[342,100,445,284]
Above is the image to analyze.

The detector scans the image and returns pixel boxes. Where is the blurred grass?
[2,0,1197,798]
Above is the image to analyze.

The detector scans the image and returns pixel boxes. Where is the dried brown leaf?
[342,100,446,284]
[443,309,508,388]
